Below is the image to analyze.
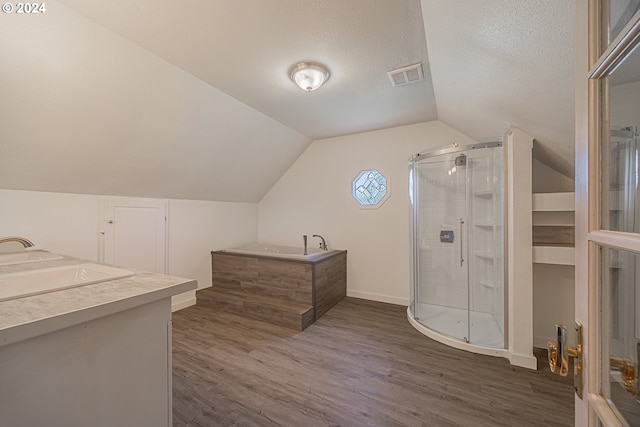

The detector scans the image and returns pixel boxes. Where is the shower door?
[413,151,471,343]
[411,144,504,348]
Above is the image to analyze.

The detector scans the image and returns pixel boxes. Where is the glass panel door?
[596,37,640,425]
[413,151,470,342]
[583,1,640,424]
[601,246,640,425]
[602,127,639,233]
[606,0,640,47]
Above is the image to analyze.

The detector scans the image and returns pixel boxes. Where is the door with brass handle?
[547,322,583,399]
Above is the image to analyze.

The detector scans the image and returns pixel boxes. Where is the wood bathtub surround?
[199,250,347,330]
[312,252,347,319]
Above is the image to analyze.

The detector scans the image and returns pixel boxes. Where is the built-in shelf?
[532,192,574,211]
[532,225,574,247]
[474,251,496,260]
[532,246,575,266]
[532,192,575,266]
[474,221,496,228]
[480,279,496,288]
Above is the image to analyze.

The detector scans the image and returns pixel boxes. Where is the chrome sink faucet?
[312,234,327,251]
[0,236,34,248]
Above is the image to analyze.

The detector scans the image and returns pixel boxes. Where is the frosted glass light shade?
[289,62,330,92]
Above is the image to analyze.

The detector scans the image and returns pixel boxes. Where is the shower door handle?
[459,218,464,267]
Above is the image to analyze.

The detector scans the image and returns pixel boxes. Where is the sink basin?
[0,250,63,266]
[0,263,135,302]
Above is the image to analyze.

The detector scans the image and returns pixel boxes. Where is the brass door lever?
[609,356,639,396]
[547,322,583,399]
[610,340,640,398]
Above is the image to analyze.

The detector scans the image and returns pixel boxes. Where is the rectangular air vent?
[387,63,424,87]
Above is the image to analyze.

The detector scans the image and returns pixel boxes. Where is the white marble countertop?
[0,255,197,347]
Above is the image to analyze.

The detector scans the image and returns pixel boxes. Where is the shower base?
[407,304,508,360]
[414,303,504,348]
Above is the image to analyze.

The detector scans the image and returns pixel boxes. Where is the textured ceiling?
[59,0,576,176]
[421,0,575,178]
[58,0,437,140]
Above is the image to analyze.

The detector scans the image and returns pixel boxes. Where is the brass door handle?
[610,356,638,396]
[610,351,639,397]
[547,322,583,399]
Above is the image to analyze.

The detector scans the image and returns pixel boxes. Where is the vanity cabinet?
[0,300,172,426]
[0,257,196,427]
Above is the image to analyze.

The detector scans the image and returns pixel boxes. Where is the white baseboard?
[171,291,197,312]
[534,335,552,350]
[508,352,538,370]
[346,290,409,306]
[170,288,408,310]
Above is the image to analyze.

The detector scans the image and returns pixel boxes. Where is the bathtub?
[209,244,347,330]
[223,243,334,261]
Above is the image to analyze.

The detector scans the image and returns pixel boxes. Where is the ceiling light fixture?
[289,62,330,92]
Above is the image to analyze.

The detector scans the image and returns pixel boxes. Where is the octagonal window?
[352,169,390,208]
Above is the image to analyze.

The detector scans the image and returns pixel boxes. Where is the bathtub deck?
[201,250,347,330]
[197,287,315,330]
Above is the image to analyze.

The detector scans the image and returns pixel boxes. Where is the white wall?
[0,189,258,309]
[533,263,575,348]
[532,158,575,193]
[0,189,101,259]
[168,199,257,308]
[258,121,471,304]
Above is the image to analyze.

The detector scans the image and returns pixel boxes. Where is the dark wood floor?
[172,298,574,426]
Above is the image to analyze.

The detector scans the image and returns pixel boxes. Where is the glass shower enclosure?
[409,141,505,351]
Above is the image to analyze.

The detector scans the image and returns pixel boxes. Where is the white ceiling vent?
[387,63,424,87]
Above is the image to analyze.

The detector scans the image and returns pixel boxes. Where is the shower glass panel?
[413,151,470,342]
[410,143,504,349]
[606,0,640,48]
[600,246,640,424]
[602,127,639,233]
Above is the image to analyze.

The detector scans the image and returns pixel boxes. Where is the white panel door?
[103,198,167,274]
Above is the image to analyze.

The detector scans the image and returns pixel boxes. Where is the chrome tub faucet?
[312,234,327,251]
[0,236,34,248]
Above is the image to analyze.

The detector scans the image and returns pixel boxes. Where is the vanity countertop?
[0,256,197,347]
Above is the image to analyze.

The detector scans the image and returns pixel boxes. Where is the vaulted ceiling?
[422,0,575,177]
[0,0,575,202]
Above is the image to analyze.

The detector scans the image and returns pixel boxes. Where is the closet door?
[102,197,167,274]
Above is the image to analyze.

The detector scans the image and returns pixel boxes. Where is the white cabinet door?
[103,197,167,273]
